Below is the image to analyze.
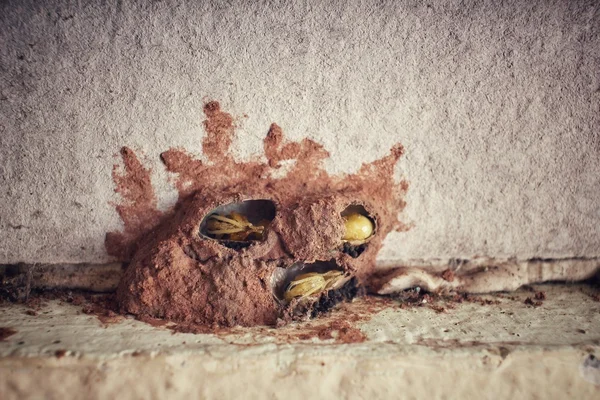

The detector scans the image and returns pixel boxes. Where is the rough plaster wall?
[0,0,599,265]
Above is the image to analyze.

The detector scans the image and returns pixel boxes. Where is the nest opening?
[271,260,360,319]
[199,199,276,249]
[341,204,375,258]
[272,260,346,303]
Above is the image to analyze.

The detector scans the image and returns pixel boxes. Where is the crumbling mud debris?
[0,327,17,341]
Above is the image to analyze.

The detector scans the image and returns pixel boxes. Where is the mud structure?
[109,101,408,327]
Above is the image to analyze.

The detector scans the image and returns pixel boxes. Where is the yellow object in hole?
[342,213,374,242]
[284,271,345,302]
[205,213,265,241]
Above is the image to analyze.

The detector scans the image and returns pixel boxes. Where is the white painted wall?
[1,0,599,264]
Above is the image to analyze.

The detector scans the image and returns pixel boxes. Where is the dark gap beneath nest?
[309,277,360,318]
[341,242,367,258]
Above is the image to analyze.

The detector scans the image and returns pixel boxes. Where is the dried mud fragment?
[0,327,17,341]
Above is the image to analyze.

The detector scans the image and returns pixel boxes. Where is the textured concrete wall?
[1,0,599,265]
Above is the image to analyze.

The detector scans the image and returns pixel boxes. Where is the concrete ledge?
[2,347,598,399]
[1,284,599,398]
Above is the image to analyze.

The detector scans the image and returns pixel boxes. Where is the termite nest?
[112,104,407,328]
[117,193,389,327]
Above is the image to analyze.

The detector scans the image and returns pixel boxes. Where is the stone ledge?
[1,284,599,399]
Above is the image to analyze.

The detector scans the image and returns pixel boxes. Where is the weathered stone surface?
[1,284,599,398]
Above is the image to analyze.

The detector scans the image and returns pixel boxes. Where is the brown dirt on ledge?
[0,327,17,341]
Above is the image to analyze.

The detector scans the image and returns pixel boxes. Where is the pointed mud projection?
[107,101,409,328]
[106,147,162,260]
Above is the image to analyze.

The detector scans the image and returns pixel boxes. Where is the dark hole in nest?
[199,199,276,250]
[309,277,360,318]
[340,204,375,258]
[273,261,360,320]
[283,278,361,320]
[215,241,252,250]
[341,242,367,258]
[272,260,342,301]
